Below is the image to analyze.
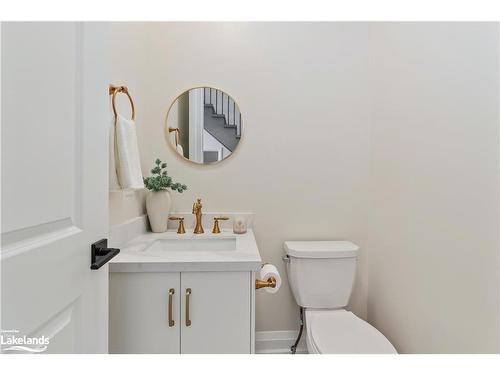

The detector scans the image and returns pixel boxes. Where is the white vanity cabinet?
[108,228,262,354]
[109,271,253,354]
[180,271,251,353]
[109,272,180,354]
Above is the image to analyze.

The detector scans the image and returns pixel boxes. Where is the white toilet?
[284,240,397,354]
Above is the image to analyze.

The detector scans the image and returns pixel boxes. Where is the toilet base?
[305,309,397,354]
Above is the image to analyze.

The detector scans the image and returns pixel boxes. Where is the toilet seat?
[305,309,397,354]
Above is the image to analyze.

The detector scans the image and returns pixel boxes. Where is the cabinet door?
[180,272,251,353]
[109,272,180,353]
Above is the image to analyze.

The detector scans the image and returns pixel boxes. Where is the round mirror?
[165,87,243,164]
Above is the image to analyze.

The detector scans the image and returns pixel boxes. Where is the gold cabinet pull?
[185,288,192,327]
[168,288,175,327]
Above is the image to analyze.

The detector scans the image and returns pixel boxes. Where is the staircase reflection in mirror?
[165,87,243,164]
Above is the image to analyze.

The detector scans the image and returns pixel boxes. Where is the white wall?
[367,23,500,353]
[110,22,372,331]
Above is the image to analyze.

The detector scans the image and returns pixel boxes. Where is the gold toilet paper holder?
[255,263,278,290]
[255,277,277,290]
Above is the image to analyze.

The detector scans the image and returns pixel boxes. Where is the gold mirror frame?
[164,86,244,166]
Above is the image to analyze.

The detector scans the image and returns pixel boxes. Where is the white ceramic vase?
[145,190,172,233]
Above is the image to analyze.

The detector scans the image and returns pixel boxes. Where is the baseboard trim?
[255,330,308,354]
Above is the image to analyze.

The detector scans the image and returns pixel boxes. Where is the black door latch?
[90,239,120,270]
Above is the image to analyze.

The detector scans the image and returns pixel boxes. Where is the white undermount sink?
[143,237,236,253]
[109,229,261,272]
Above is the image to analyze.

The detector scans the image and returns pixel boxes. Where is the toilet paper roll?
[259,264,281,294]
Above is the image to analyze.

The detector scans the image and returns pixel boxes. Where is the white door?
[1,22,110,353]
[109,273,181,353]
[180,272,251,353]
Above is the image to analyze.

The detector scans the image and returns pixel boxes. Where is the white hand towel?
[176,143,184,156]
[169,127,184,157]
[109,117,121,191]
[169,128,178,145]
[115,114,144,190]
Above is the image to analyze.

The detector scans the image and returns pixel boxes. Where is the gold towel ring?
[109,84,135,121]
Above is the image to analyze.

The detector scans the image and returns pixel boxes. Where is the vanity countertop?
[109,229,262,273]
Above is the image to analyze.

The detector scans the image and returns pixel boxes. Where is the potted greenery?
[143,159,187,232]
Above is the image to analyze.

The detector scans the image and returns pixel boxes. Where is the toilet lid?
[306,310,397,354]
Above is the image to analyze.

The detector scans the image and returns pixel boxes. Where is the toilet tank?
[283,241,359,309]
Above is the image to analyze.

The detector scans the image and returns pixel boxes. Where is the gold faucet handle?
[212,217,229,234]
[169,216,186,234]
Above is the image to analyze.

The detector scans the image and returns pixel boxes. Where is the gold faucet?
[192,198,204,234]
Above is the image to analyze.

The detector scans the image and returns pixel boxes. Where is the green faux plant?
[143,159,188,193]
